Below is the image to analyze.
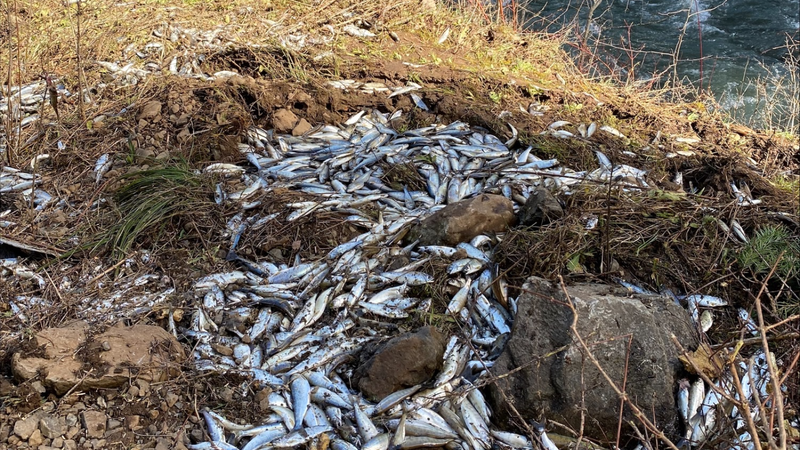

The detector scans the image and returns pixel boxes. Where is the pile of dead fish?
[179,109,793,450]
[185,110,558,450]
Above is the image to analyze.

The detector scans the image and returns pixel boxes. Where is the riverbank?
[1,0,799,449]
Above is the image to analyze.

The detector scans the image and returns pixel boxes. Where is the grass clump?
[90,163,216,260]
[737,224,800,317]
[737,224,800,280]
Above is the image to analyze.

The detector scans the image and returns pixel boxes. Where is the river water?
[517,0,799,130]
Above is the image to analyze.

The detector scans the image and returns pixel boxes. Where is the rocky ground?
[1,0,799,449]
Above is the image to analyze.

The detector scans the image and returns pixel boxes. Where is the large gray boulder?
[488,277,698,445]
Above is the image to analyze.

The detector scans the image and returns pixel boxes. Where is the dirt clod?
[273,108,299,132]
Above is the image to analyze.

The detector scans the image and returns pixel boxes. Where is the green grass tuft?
[90,163,216,260]
[737,224,800,280]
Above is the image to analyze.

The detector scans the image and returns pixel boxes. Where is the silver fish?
[290,375,311,430]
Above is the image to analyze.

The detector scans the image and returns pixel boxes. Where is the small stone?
[52,437,64,448]
[136,147,155,161]
[189,429,204,443]
[518,187,563,226]
[136,379,150,396]
[8,436,20,446]
[219,387,234,403]
[255,388,272,403]
[80,411,107,438]
[106,419,122,431]
[177,127,191,142]
[155,438,170,450]
[210,344,233,356]
[127,386,140,398]
[31,381,47,393]
[65,414,78,427]
[291,118,312,136]
[65,426,79,439]
[166,392,178,408]
[63,439,77,450]
[0,423,11,441]
[125,416,141,431]
[40,414,66,438]
[13,415,39,440]
[272,109,298,133]
[28,429,43,447]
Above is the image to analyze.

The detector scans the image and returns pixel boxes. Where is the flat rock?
[518,187,563,226]
[12,322,185,395]
[355,326,447,402]
[272,108,298,133]
[488,277,699,445]
[407,194,515,246]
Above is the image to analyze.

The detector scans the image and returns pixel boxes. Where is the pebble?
[65,426,80,440]
[13,415,39,440]
[136,380,150,396]
[40,414,65,439]
[79,411,107,439]
[28,428,43,446]
[125,415,141,431]
[106,419,122,431]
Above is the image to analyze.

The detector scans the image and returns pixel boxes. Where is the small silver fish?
[94,153,112,183]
